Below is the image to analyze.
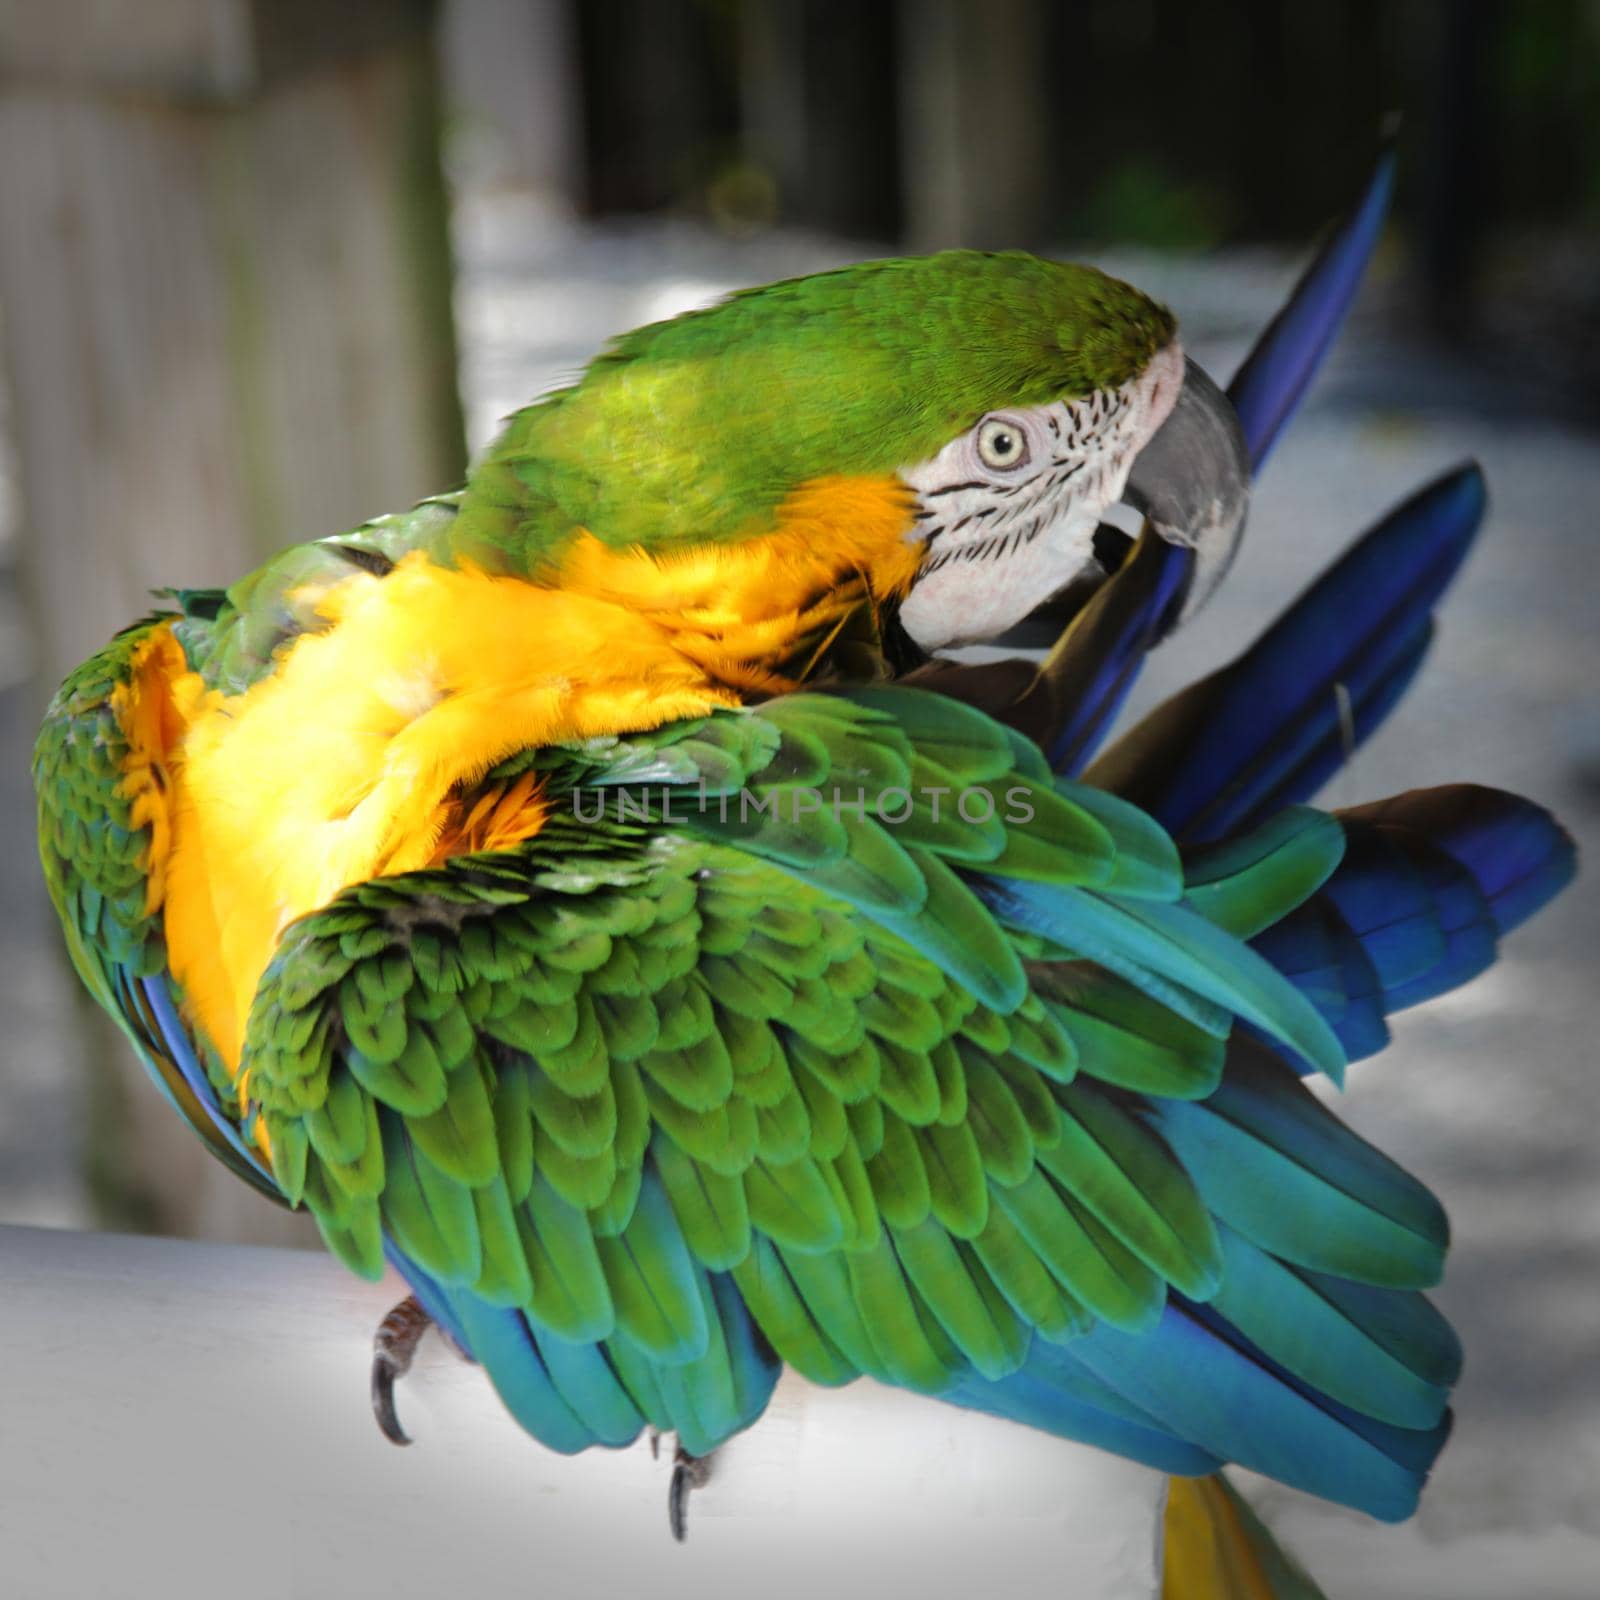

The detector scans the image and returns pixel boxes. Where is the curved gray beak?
[1123,355,1251,625]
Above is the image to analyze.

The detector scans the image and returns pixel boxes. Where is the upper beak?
[1122,355,1251,627]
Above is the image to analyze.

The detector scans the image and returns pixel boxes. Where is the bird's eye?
[976,416,1029,471]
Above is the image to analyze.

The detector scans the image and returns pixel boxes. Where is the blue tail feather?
[1250,788,1574,1069]
[1044,147,1397,778]
[1048,537,1195,776]
[1087,466,1487,843]
[1228,145,1397,472]
[1344,787,1578,937]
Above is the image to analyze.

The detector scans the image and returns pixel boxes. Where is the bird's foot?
[371,1295,432,1446]
[668,1444,713,1543]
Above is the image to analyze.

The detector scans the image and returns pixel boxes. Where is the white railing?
[0,1222,1166,1598]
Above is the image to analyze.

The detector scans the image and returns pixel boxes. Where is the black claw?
[668,1462,691,1543]
[371,1354,411,1446]
[668,1445,711,1543]
[370,1295,432,1447]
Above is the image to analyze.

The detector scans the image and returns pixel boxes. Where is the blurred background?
[0,2,1596,1593]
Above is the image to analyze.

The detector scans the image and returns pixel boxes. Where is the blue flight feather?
[1319,828,1448,992]
[1367,829,1498,1011]
[949,1340,1224,1477]
[1346,787,1579,937]
[141,974,279,1187]
[1228,144,1397,471]
[448,1294,600,1455]
[1087,464,1487,843]
[1046,146,1394,775]
[537,1333,651,1446]
[1070,1301,1443,1520]
[1043,147,1395,784]
[1049,538,1195,776]
[1249,900,1392,1072]
[1219,617,1435,838]
[1251,789,1574,1073]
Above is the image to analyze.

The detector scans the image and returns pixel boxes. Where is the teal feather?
[891,1219,1028,1381]
[1056,782,1184,899]
[593,1168,710,1361]
[518,1176,614,1341]
[1208,1224,1453,1428]
[730,1238,858,1386]
[653,1136,752,1269]
[535,1328,647,1446]
[1184,807,1347,938]
[1155,1040,1448,1287]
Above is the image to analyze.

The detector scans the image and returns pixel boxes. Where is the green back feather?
[455,251,1175,567]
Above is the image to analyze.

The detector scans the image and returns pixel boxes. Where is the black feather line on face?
[918,509,1052,575]
[909,383,1137,583]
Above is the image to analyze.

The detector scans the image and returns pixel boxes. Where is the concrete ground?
[2,197,1595,1595]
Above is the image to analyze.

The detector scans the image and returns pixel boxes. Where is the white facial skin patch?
[897,342,1183,651]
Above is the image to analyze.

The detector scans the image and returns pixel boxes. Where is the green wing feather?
[48,650,1459,1473]
[32,621,286,1202]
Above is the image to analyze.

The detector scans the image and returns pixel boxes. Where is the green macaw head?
[462,250,1247,652]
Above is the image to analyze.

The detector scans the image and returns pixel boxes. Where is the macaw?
[33,147,1572,1596]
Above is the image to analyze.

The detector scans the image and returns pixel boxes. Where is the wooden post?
[438,0,582,204]
[738,0,901,239]
[898,0,1051,250]
[0,0,465,1244]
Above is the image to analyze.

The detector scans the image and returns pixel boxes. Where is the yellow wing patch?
[428,772,550,865]
[152,472,922,1079]
[108,625,200,918]
[163,558,735,1070]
